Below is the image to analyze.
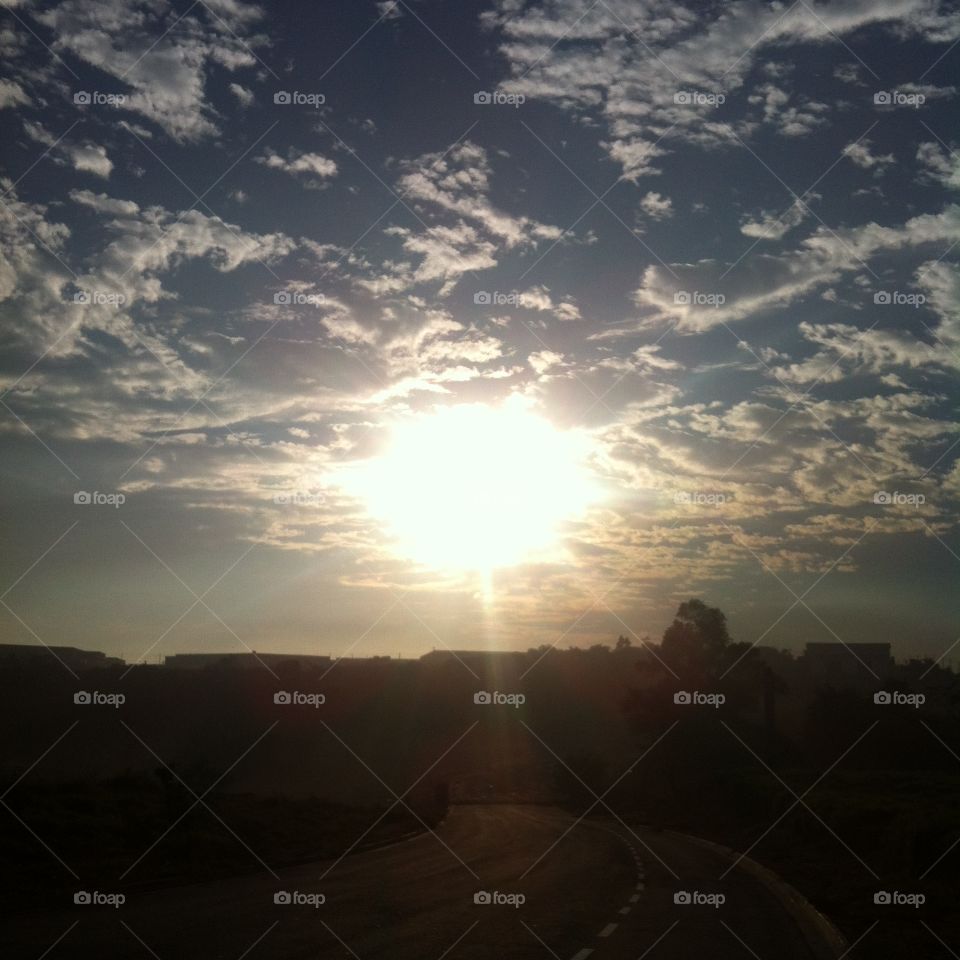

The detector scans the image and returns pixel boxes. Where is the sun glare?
[343,399,598,573]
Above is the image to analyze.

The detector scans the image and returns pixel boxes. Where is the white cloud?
[23,120,57,147]
[229,82,254,107]
[486,0,941,177]
[740,262,960,386]
[0,181,70,311]
[843,139,895,172]
[603,138,667,182]
[634,204,960,331]
[70,142,113,178]
[519,285,582,320]
[633,344,681,370]
[833,63,862,84]
[639,191,673,220]
[396,142,560,247]
[364,142,561,296]
[69,189,140,216]
[256,148,338,187]
[381,222,498,294]
[98,207,296,278]
[917,260,960,346]
[740,196,815,240]
[897,81,957,101]
[0,78,29,108]
[22,123,113,179]
[749,83,789,121]
[746,84,830,137]
[917,141,960,189]
[34,0,265,141]
[528,350,565,374]
[771,323,946,384]
[0,181,295,365]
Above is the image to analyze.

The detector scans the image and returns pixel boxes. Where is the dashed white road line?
[568,831,652,960]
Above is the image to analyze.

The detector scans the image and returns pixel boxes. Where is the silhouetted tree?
[660,598,747,683]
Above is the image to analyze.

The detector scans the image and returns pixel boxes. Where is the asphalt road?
[8,804,832,959]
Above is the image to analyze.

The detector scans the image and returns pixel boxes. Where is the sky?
[0,0,958,664]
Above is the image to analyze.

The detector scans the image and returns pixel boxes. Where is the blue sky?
[0,0,958,663]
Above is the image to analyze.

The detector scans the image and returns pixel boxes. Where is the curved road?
[9,805,834,959]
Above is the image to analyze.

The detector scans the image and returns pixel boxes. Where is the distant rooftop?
[0,644,124,669]
[163,652,333,669]
[804,642,892,651]
[420,649,526,660]
[802,641,893,681]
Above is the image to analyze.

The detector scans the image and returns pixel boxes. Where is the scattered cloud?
[0,78,29,108]
[639,191,673,220]
[843,139,895,172]
[229,82,254,108]
[256,148,338,187]
[69,142,113,178]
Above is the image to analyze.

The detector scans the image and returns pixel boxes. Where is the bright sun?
[343,398,598,573]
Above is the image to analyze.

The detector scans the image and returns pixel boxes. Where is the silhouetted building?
[163,651,332,670]
[420,649,525,663]
[801,642,893,688]
[0,643,124,670]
